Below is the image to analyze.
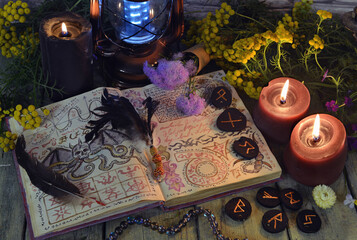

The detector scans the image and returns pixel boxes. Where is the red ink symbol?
[268,213,283,229]
[76,181,95,194]
[263,191,278,199]
[216,89,227,101]
[127,179,146,192]
[96,172,117,185]
[117,165,140,178]
[52,206,72,221]
[42,138,57,148]
[304,215,317,225]
[104,187,123,201]
[48,197,63,207]
[284,191,300,205]
[234,199,245,213]
[80,199,95,209]
[221,112,242,127]
[239,141,255,154]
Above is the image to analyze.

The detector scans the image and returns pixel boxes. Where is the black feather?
[85,89,159,145]
[143,97,159,142]
[15,135,81,199]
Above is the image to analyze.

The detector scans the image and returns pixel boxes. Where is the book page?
[11,87,165,238]
[142,71,282,206]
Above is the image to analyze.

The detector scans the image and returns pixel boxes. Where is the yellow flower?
[5,131,12,138]
[27,104,35,112]
[21,2,28,8]
[43,108,50,116]
[34,116,42,123]
[19,16,25,23]
[317,10,332,20]
[313,184,336,209]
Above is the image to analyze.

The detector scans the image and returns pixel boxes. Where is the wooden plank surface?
[0,152,26,240]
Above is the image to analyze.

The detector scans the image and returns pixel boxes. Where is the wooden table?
[1,92,357,240]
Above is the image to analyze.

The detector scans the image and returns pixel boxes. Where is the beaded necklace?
[106,207,248,240]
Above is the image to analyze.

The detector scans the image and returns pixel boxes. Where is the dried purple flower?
[322,69,328,82]
[176,93,206,116]
[344,96,353,107]
[143,59,189,90]
[325,100,339,112]
[184,59,198,77]
[172,52,184,60]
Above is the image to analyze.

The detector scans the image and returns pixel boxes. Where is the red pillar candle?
[284,114,347,186]
[253,77,310,143]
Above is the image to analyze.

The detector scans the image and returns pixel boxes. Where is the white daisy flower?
[312,184,336,209]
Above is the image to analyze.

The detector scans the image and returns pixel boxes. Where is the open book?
[10,71,281,240]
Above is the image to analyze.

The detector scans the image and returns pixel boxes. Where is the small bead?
[150,222,159,230]
[143,219,151,227]
[127,217,135,225]
[134,216,144,224]
[158,226,166,234]
[120,221,128,229]
[166,227,175,235]
[114,227,123,235]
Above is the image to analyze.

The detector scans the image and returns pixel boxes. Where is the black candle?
[39,12,93,101]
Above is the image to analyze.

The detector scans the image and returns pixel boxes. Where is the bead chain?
[106,207,248,240]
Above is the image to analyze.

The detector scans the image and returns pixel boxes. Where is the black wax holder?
[39,12,93,101]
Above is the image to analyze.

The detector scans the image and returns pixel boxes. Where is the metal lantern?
[90,0,184,88]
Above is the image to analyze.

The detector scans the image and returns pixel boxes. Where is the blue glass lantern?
[90,0,184,88]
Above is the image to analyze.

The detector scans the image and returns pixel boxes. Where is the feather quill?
[86,89,158,145]
[85,89,164,181]
[15,135,81,200]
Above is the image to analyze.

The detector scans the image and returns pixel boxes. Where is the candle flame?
[280,79,289,103]
[149,8,154,18]
[61,22,68,35]
[90,0,100,18]
[312,114,320,141]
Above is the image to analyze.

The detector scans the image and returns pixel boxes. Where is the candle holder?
[253,77,310,143]
[39,12,93,101]
[90,0,184,88]
[284,114,347,186]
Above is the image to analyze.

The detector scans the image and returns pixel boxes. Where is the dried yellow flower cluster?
[0,0,39,58]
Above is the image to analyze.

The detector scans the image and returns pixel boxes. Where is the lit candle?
[59,22,70,37]
[39,12,93,101]
[284,114,347,186]
[253,77,310,143]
